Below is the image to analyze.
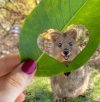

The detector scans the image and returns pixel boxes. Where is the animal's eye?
[58,43,62,47]
[69,42,73,46]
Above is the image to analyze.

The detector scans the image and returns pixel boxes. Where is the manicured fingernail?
[21,59,36,74]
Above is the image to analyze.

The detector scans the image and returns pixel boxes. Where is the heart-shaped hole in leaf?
[37,24,89,67]
[19,0,100,76]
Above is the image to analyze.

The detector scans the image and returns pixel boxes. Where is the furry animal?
[37,25,89,101]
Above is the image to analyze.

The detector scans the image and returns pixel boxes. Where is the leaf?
[63,0,100,72]
[19,0,100,76]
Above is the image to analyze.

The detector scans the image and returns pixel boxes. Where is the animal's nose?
[63,49,69,56]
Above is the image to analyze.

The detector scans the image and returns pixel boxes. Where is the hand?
[0,54,36,102]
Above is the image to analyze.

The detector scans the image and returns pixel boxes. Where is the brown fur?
[37,25,89,100]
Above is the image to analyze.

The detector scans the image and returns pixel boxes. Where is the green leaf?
[19,0,100,76]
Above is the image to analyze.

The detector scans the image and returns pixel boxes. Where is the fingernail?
[21,59,36,74]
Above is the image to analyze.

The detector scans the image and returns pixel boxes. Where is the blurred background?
[0,0,100,102]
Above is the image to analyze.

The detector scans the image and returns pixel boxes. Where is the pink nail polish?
[21,59,36,74]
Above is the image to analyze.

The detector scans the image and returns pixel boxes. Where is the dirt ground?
[0,32,19,57]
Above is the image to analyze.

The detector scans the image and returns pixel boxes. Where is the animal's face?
[52,30,80,63]
[38,29,80,64]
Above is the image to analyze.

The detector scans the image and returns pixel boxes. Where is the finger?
[15,92,25,102]
[0,54,21,77]
[3,59,36,102]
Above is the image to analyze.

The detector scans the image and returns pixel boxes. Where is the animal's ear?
[64,29,77,40]
[51,31,60,42]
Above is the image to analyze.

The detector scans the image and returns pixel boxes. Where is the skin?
[0,54,36,102]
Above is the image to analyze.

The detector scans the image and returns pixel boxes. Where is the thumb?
[15,92,25,102]
[1,59,36,102]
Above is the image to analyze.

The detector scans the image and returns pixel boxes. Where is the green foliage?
[24,69,100,102]
[19,0,100,76]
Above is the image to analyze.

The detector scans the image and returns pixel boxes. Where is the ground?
[0,33,100,102]
[24,69,100,102]
[0,33,19,58]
